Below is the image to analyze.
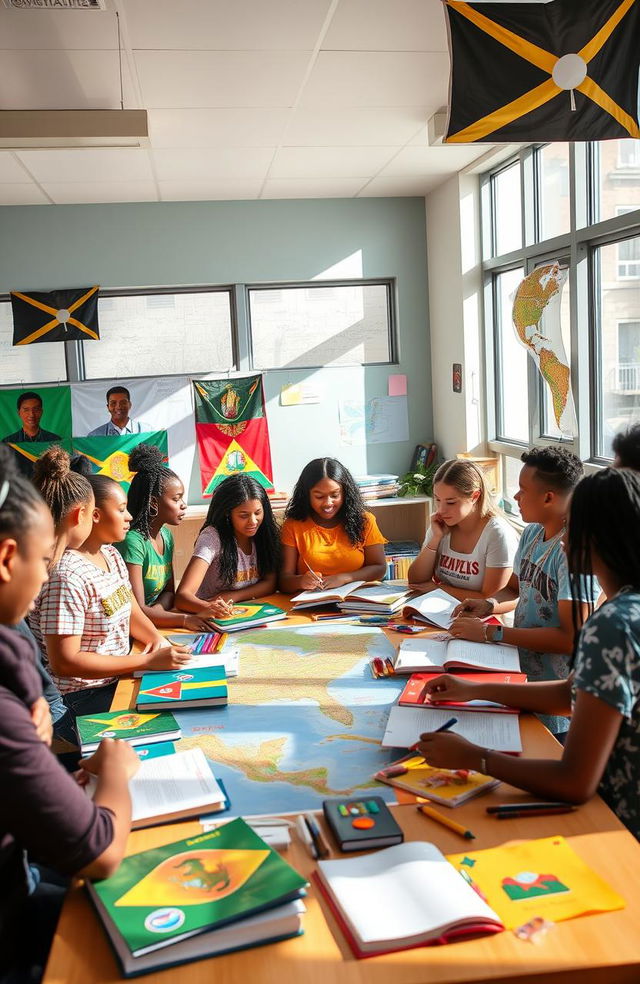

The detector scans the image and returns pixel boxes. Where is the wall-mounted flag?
[11,285,100,345]
[443,0,640,142]
[72,432,168,492]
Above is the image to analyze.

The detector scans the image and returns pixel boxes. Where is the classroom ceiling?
[0,0,496,206]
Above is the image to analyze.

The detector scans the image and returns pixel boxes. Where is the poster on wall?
[72,432,169,492]
[0,384,72,477]
[11,286,100,345]
[193,376,274,496]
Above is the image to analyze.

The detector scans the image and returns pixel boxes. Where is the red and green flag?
[193,376,273,496]
[72,432,168,492]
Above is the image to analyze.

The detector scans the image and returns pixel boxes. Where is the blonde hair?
[433,459,496,519]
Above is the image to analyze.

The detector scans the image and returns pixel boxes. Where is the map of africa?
[512,262,577,437]
[175,624,405,817]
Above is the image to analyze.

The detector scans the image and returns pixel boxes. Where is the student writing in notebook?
[175,475,279,615]
[0,446,139,984]
[446,446,599,737]
[407,458,519,602]
[279,457,387,593]
[116,444,211,631]
[418,468,640,841]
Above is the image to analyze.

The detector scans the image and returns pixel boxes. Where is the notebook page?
[395,638,449,670]
[129,748,226,821]
[446,639,521,672]
[382,705,522,751]
[408,588,458,628]
[291,581,365,603]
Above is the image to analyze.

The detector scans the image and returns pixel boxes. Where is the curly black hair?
[201,475,279,587]
[127,444,180,539]
[0,444,45,547]
[612,424,640,471]
[520,445,583,494]
[285,457,366,546]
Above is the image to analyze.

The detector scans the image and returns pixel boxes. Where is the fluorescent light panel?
[0,110,149,149]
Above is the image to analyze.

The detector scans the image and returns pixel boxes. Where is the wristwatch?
[492,625,504,643]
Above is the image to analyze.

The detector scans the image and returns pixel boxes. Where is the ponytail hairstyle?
[86,474,122,509]
[432,458,496,519]
[566,468,640,658]
[127,444,179,539]
[201,474,279,587]
[285,457,366,545]
[0,444,45,548]
[33,445,93,536]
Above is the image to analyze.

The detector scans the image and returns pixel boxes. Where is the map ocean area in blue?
[174,624,405,817]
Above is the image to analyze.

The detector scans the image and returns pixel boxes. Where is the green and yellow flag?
[72,432,168,492]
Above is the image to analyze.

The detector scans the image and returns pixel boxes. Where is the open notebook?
[394,637,522,674]
[382,704,522,752]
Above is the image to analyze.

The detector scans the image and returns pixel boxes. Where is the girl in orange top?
[279,457,387,593]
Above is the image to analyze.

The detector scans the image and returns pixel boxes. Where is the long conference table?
[44,599,640,984]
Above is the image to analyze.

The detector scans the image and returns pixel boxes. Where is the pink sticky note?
[388,374,407,397]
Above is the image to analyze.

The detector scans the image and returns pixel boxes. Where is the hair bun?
[33,444,71,483]
[0,443,20,480]
[128,443,164,472]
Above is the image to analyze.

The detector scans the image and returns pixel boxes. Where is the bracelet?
[426,543,439,552]
[485,597,498,615]
[182,614,187,628]
[482,622,493,643]
[480,748,493,775]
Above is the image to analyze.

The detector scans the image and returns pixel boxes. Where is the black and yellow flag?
[443,0,640,142]
[11,285,100,345]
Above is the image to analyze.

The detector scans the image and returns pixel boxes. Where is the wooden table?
[44,609,640,984]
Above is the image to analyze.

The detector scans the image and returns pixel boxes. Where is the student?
[87,385,149,437]
[38,473,191,716]
[116,444,211,631]
[447,446,599,735]
[417,467,640,840]
[612,423,640,470]
[0,446,139,984]
[279,457,387,593]
[407,458,519,601]
[176,475,279,615]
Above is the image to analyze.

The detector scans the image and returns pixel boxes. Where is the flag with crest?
[71,432,168,492]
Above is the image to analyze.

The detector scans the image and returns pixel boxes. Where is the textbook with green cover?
[208,601,286,633]
[136,666,228,711]
[87,817,308,966]
[75,710,181,753]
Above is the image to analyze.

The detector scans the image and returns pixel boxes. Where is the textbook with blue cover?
[136,666,228,711]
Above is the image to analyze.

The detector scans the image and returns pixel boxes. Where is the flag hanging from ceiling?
[443,0,640,142]
[71,432,169,493]
[193,376,274,496]
[11,286,100,345]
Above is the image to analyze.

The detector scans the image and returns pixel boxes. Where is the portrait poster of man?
[0,385,72,477]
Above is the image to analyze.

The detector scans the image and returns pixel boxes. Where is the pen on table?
[303,813,330,858]
[417,803,475,840]
[494,807,577,819]
[486,802,575,814]
[295,815,318,859]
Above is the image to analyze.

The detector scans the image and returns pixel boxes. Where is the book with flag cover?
[11,285,100,345]
[398,671,526,710]
[86,817,308,965]
[207,601,286,633]
[374,754,500,808]
[71,432,169,492]
[75,710,181,754]
[136,666,228,711]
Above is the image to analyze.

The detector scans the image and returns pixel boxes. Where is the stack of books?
[75,710,182,755]
[383,540,421,580]
[267,490,289,510]
[136,666,228,712]
[87,817,309,975]
[354,474,400,500]
[291,580,412,615]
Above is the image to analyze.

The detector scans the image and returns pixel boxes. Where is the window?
[83,289,234,379]
[491,162,522,257]
[248,281,394,369]
[536,143,570,241]
[501,454,523,518]
[593,141,640,223]
[618,139,640,169]
[0,299,67,385]
[494,267,529,444]
[615,218,640,279]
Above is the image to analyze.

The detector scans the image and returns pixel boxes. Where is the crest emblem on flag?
[71,432,168,491]
[11,286,100,345]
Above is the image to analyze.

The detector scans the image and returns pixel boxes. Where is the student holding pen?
[416,468,640,842]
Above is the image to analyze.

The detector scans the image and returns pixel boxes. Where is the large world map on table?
[175,624,405,817]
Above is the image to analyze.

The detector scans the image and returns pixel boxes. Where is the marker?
[303,813,330,858]
[378,763,409,778]
[494,807,577,819]
[486,802,575,814]
[295,815,317,859]
[417,804,475,839]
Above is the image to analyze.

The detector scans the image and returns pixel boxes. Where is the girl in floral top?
[415,468,640,840]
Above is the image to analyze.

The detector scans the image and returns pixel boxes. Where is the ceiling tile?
[148,108,291,148]
[17,148,154,184]
[269,146,395,179]
[152,147,274,182]
[380,144,488,176]
[135,50,310,108]
[358,174,443,196]
[0,50,135,110]
[0,153,31,182]
[158,179,263,201]
[0,7,118,49]
[300,51,450,108]
[322,0,447,51]
[125,0,332,50]
[286,107,427,147]
[0,183,50,205]
[42,181,158,204]
[261,177,366,199]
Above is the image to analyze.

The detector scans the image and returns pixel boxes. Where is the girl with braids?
[416,468,640,840]
[176,474,279,615]
[279,457,387,594]
[116,445,210,630]
[38,472,191,716]
[0,445,139,983]
[408,458,519,601]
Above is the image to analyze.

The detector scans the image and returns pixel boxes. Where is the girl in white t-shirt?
[408,459,519,602]
[176,475,279,617]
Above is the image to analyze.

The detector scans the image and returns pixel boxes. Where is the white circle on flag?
[552,54,587,90]
[56,308,71,323]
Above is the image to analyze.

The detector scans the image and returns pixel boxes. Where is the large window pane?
[594,237,640,458]
[537,143,570,241]
[541,266,572,440]
[593,140,640,224]
[491,162,522,256]
[84,291,234,379]
[0,300,67,384]
[495,267,529,443]
[501,454,523,518]
[249,282,393,369]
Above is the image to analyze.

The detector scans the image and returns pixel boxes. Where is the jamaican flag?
[72,432,168,492]
[443,0,640,142]
[193,376,273,496]
[11,286,100,345]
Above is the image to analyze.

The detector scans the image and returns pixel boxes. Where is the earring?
[149,504,158,518]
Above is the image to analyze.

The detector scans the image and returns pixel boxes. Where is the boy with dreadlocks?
[117,444,211,631]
